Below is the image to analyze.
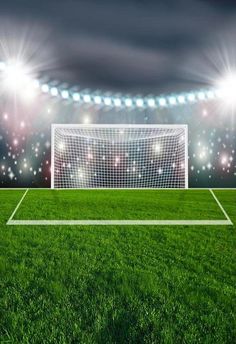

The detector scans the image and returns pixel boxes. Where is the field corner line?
[6,189,29,225]
[209,189,233,226]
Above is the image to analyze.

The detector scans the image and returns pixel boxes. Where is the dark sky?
[1,0,236,94]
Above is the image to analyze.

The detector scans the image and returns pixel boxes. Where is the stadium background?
[0,97,235,188]
[0,0,235,188]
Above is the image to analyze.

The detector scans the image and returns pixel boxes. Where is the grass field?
[0,189,236,343]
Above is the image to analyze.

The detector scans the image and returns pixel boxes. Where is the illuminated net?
[51,125,188,188]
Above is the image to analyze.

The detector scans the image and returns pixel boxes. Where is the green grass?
[14,189,225,220]
[0,189,236,343]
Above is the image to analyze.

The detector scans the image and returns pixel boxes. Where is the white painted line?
[6,189,29,224]
[7,219,232,226]
[0,188,236,190]
[209,189,233,225]
[0,188,27,190]
[5,188,233,226]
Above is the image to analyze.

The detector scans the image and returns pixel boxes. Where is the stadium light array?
[0,58,225,110]
[38,84,219,109]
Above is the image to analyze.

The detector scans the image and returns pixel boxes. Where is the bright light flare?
[1,60,32,92]
[58,142,65,151]
[216,71,236,110]
[21,85,37,102]
[0,59,38,103]
[154,143,161,153]
[83,115,90,124]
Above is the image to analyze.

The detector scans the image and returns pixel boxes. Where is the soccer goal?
[51,124,188,189]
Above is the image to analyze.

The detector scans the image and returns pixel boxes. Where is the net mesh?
[52,125,187,188]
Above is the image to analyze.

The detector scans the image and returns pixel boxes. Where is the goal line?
[6,189,233,226]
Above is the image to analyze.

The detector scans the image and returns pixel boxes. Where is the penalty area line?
[6,219,232,226]
[7,189,29,225]
[5,188,233,226]
[209,189,233,225]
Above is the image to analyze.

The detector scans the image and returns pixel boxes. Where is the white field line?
[209,189,233,225]
[0,188,236,190]
[6,219,232,226]
[5,188,233,226]
[6,189,29,224]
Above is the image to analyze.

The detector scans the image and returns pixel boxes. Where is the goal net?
[51,124,188,189]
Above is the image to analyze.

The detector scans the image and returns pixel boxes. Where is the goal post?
[51,124,188,189]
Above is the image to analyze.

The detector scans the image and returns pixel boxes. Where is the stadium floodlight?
[50,87,58,97]
[72,92,80,102]
[94,95,102,105]
[147,98,156,108]
[61,90,69,99]
[124,98,133,107]
[114,98,122,107]
[21,85,36,102]
[104,97,112,106]
[177,95,185,104]
[158,97,167,107]
[197,91,206,100]
[1,60,32,92]
[214,88,223,98]
[41,84,49,93]
[187,93,196,102]
[136,98,144,107]
[51,124,188,189]
[216,71,236,109]
[83,94,91,103]
[169,96,177,105]
[206,90,215,99]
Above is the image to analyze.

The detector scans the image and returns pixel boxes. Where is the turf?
[0,189,236,343]
[14,189,225,220]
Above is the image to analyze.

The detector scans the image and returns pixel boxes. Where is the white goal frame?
[51,124,189,189]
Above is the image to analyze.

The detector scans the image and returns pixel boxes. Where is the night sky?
[1,0,236,92]
[0,0,235,187]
